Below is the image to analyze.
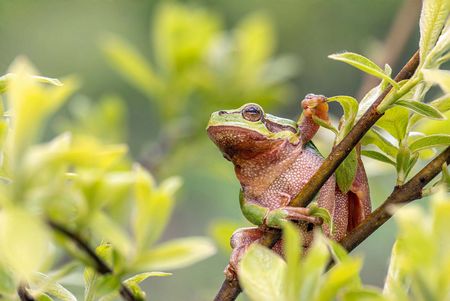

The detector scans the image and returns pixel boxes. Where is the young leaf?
[395,99,446,119]
[376,106,409,141]
[282,222,302,301]
[328,52,398,88]
[419,0,450,64]
[101,35,163,98]
[335,149,358,193]
[132,237,216,271]
[0,208,50,279]
[312,115,338,134]
[124,272,171,301]
[90,212,132,258]
[238,244,287,301]
[361,128,398,157]
[357,65,392,121]
[409,134,450,152]
[328,96,358,142]
[423,69,450,93]
[31,272,77,301]
[361,150,396,166]
[316,259,363,301]
[396,146,411,183]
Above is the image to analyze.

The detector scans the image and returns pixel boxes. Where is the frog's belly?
[259,147,324,210]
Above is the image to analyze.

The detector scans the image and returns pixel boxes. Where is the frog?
[206,94,371,278]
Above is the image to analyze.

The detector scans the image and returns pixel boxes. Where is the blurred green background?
[0,0,421,300]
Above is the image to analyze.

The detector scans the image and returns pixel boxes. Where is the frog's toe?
[301,94,329,120]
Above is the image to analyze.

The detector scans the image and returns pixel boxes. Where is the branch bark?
[339,146,450,252]
[213,50,420,301]
[17,284,34,301]
[47,221,137,301]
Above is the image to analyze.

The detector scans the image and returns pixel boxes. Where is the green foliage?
[321,0,450,185]
[238,223,371,301]
[0,58,215,299]
[237,188,450,301]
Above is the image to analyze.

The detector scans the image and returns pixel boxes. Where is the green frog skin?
[206,94,371,277]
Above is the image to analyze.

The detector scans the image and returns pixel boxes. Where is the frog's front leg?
[298,94,329,144]
[239,190,322,229]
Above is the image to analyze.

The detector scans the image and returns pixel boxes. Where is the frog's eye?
[242,104,263,122]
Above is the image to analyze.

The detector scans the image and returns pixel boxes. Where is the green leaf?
[31,272,77,301]
[133,166,181,251]
[123,272,171,301]
[316,259,362,301]
[376,106,409,141]
[208,220,240,254]
[357,66,392,121]
[6,58,78,163]
[90,212,132,257]
[328,96,358,142]
[101,35,163,98]
[395,99,446,119]
[309,204,333,234]
[326,239,350,263]
[361,128,398,157]
[343,289,387,301]
[124,272,171,285]
[419,0,450,64]
[361,150,396,166]
[336,149,358,193]
[298,235,329,300]
[409,134,450,152]
[396,146,411,183]
[0,73,62,94]
[132,237,216,271]
[312,115,338,134]
[0,208,50,279]
[423,69,450,93]
[328,52,398,88]
[238,244,287,301]
[282,222,302,301]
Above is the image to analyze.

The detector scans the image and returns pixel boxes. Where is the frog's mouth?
[207,125,284,161]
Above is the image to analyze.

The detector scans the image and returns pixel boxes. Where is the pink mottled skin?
[206,94,371,279]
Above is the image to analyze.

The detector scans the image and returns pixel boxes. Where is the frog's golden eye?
[242,104,263,122]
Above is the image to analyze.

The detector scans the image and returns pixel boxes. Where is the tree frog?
[207,94,371,277]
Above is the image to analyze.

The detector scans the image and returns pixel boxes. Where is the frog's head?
[207,103,300,162]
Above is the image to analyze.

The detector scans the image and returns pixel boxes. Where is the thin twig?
[47,221,137,301]
[213,50,420,301]
[17,284,34,301]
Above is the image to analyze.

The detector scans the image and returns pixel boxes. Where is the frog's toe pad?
[301,94,329,119]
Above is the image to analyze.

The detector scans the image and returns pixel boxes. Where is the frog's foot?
[226,227,265,280]
[301,94,329,121]
[265,206,323,228]
[298,94,330,144]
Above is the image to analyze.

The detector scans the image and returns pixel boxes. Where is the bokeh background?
[0,0,422,300]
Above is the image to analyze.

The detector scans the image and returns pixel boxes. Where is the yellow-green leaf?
[336,149,358,193]
[133,237,215,271]
[329,52,398,88]
[409,134,450,152]
[395,99,446,119]
[239,244,287,301]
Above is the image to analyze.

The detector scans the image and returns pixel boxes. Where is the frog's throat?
[235,140,303,198]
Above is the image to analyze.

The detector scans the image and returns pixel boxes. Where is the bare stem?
[17,284,34,301]
[213,50,420,301]
[47,221,137,301]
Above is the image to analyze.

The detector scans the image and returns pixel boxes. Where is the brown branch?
[339,146,450,252]
[17,284,34,301]
[47,221,137,301]
[213,50,420,301]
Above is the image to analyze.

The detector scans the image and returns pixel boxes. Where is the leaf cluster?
[0,59,215,300]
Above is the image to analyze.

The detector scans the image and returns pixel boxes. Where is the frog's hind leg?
[347,148,371,231]
[225,227,265,279]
